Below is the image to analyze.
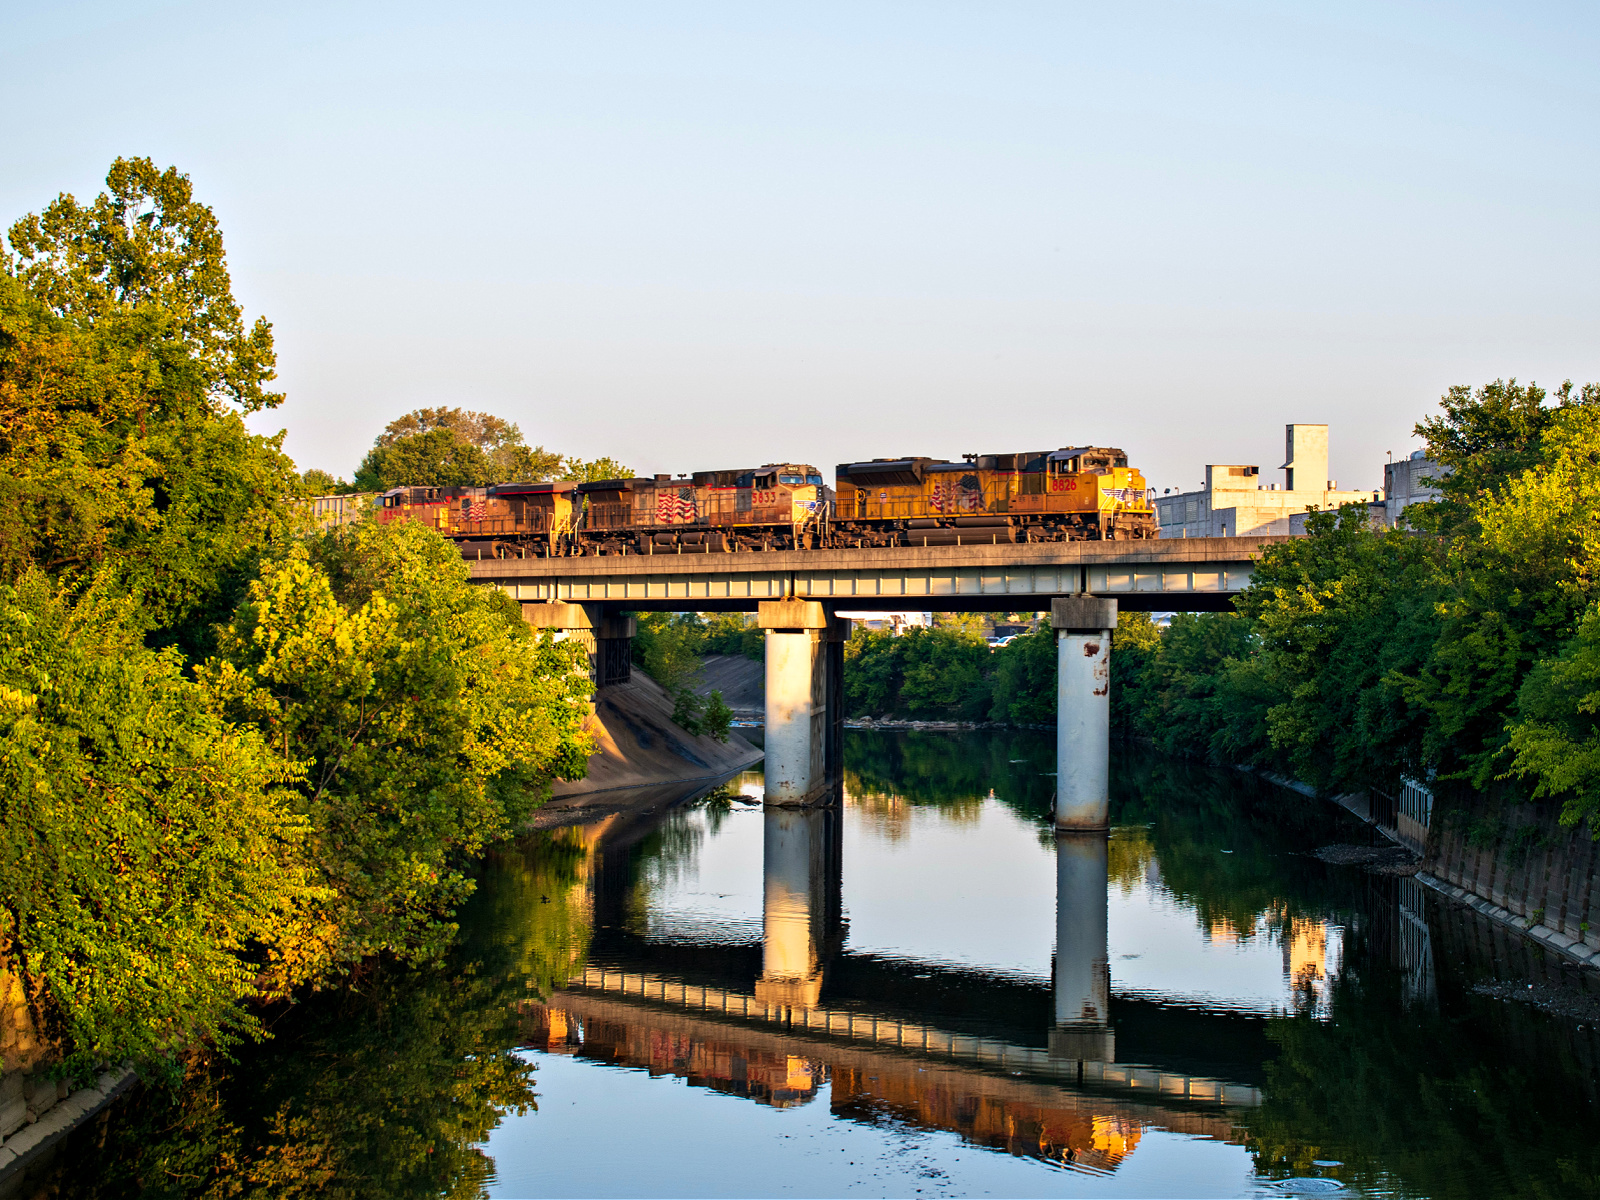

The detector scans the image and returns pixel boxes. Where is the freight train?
[359,445,1155,558]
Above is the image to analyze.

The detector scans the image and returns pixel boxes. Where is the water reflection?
[1053,833,1114,1060]
[491,735,1600,1198]
[29,735,1600,1199]
[756,807,843,1012]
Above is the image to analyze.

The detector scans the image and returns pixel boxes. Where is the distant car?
[986,635,1017,649]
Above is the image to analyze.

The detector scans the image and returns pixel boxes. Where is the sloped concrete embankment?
[535,670,763,829]
[694,653,764,721]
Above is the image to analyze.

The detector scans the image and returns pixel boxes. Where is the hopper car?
[366,444,1154,558]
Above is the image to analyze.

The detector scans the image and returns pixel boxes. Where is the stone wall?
[1426,792,1600,966]
[0,957,134,1184]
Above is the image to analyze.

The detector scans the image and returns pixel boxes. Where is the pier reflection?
[531,788,1266,1180]
[755,807,843,1012]
[1052,832,1114,1061]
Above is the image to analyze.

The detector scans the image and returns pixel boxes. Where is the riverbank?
[551,672,761,796]
[1242,765,1600,974]
[0,1068,137,1197]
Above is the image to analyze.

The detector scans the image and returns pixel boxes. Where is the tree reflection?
[43,831,593,1199]
[843,728,1055,818]
[845,731,1365,943]
[1243,941,1600,1198]
[1110,750,1366,941]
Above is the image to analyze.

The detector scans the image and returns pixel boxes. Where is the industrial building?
[1155,424,1383,538]
[1382,450,1444,527]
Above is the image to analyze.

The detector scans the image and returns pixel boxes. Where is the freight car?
[832,446,1155,544]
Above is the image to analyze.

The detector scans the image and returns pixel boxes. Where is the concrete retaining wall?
[1426,793,1600,968]
[1245,767,1600,973]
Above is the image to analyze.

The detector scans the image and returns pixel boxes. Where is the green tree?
[1484,404,1600,825]
[299,468,355,495]
[629,612,732,740]
[1110,611,1161,734]
[844,625,993,719]
[702,611,763,660]
[1404,393,1600,791]
[631,611,707,690]
[1411,378,1595,537]
[986,623,1057,724]
[558,455,633,483]
[1226,508,1438,792]
[201,520,595,975]
[1,160,299,650]
[351,427,490,490]
[898,625,992,717]
[7,157,280,414]
[0,572,318,1076]
[352,407,563,490]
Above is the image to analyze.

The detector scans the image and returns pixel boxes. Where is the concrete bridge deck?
[469,535,1292,611]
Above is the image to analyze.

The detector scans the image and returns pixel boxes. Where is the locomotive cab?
[377,485,451,532]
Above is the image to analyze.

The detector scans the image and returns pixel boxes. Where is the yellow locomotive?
[832,446,1155,544]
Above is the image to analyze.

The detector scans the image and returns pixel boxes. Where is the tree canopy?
[352,406,563,490]
[1,159,299,652]
[0,160,600,1076]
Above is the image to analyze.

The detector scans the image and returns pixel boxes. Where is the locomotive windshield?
[779,474,806,485]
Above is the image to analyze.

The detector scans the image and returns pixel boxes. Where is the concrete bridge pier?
[1050,831,1115,1062]
[758,599,847,806]
[520,601,636,686]
[754,805,844,1013]
[1052,596,1117,831]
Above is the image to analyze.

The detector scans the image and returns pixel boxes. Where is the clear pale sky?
[6,2,1598,493]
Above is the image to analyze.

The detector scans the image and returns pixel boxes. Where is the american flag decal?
[657,488,696,523]
[469,500,487,521]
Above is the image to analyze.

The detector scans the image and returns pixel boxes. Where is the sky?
[5,1,1599,494]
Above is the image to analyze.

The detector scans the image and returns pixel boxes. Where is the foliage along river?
[32,732,1600,1199]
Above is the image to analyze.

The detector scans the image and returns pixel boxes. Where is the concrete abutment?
[520,601,636,686]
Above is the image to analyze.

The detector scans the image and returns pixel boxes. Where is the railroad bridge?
[469,535,1290,810]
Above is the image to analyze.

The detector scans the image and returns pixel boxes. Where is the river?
[26,732,1600,1199]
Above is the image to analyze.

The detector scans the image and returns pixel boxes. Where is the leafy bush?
[844,625,994,720]
[201,520,595,976]
[0,573,317,1076]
